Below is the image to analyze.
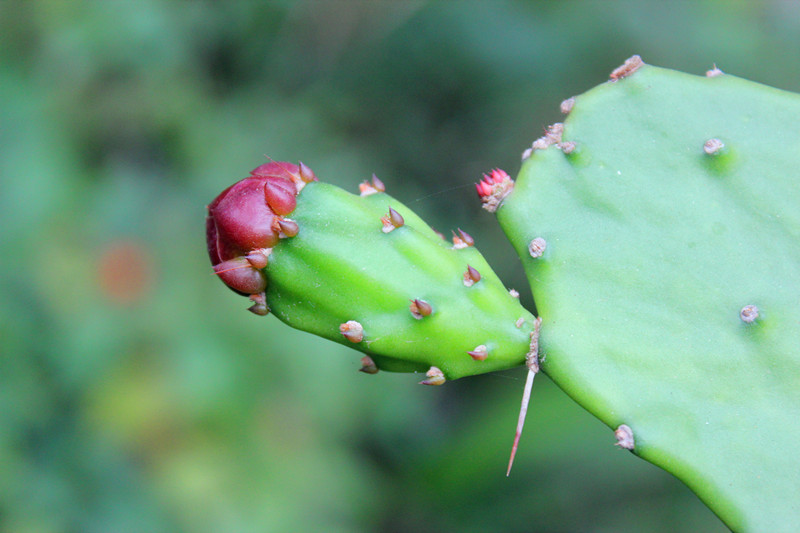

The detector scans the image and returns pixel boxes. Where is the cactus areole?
[206,161,539,385]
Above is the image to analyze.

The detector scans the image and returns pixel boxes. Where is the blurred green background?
[2,1,798,531]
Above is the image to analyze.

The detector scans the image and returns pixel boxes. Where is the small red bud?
[476,168,514,212]
[475,181,492,197]
[489,168,509,183]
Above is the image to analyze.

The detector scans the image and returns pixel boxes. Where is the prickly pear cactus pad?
[496,58,800,531]
[206,163,538,383]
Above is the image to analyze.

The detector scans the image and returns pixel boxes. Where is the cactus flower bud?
[206,160,537,382]
[206,161,315,298]
[476,168,514,212]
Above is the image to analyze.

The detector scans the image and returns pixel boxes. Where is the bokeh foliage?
[2,1,798,531]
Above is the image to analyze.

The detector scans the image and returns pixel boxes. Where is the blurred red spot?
[97,241,154,305]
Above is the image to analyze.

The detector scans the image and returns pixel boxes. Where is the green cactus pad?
[265,181,537,381]
[497,61,800,530]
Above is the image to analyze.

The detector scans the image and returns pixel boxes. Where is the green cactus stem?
[206,162,538,383]
[491,57,800,531]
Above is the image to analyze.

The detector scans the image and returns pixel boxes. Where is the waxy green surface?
[498,64,800,531]
[266,182,537,380]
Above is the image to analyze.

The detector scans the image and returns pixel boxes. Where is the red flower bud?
[207,161,314,297]
[476,167,514,213]
[207,177,281,257]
